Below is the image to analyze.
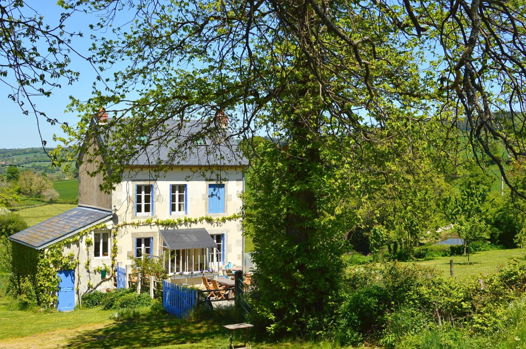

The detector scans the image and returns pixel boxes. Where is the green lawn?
[0,296,113,341]
[16,203,76,226]
[410,248,526,280]
[0,297,353,348]
[53,179,78,203]
[0,271,352,349]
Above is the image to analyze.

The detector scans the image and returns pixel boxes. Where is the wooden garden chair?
[202,276,223,300]
[210,279,227,300]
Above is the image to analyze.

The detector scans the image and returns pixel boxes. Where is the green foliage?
[0,212,27,238]
[336,260,526,346]
[5,166,19,181]
[81,290,106,308]
[244,137,345,338]
[17,170,58,201]
[484,193,521,248]
[132,256,166,280]
[413,244,451,259]
[445,169,493,257]
[82,289,153,310]
[0,236,10,274]
[342,253,373,265]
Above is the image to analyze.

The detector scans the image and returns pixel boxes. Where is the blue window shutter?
[150,237,153,257]
[221,234,226,264]
[184,184,188,215]
[208,184,225,214]
[150,185,154,216]
[169,184,173,214]
[134,185,138,215]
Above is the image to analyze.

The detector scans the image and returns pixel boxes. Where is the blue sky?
[0,1,112,148]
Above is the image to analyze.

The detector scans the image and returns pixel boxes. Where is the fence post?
[450,259,454,277]
[234,270,243,311]
[150,276,155,299]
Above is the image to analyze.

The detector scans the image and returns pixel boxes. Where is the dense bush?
[413,244,451,259]
[336,260,526,347]
[0,213,27,238]
[81,289,153,310]
[81,291,106,308]
[342,252,373,265]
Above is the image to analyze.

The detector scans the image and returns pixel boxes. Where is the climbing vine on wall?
[10,214,240,308]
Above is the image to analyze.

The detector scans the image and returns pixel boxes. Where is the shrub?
[81,291,106,308]
[0,213,27,238]
[380,306,431,348]
[111,292,151,309]
[413,244,450,259]
[343,252,372,265]
[41,188,59,202]
[82,289,153,310]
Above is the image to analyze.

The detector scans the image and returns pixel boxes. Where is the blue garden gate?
[162,281,198,318]
[116,266,127,289]
[57,270,75,312]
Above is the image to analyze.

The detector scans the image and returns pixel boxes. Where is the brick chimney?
[215,109,228,128]
[96,108,108,124]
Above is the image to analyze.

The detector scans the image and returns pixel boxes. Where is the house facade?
[9,119,247,307]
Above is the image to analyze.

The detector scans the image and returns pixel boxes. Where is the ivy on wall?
[9,214,240,308]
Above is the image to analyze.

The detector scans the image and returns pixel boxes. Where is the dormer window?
[170,184,187,214]
[136,184,153,215]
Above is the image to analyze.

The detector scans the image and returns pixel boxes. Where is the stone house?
[9,118,247,309]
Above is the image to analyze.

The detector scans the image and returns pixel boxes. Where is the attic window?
[193,136,206,145]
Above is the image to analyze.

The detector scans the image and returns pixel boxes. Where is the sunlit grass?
[410,248,526,280]
[16,203,76,226]
[53,179,78,203]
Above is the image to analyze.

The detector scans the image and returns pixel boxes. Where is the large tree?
[5,0,526,337]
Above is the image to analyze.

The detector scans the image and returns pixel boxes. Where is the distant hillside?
[0,148,75,180]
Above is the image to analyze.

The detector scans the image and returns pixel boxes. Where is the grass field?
[0,294,352,348]
[411,248,526,280]
[53,179,78,203]
[16,203,76,226]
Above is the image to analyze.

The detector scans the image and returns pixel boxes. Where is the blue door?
[208,184,225,213]
[57,270,75,311]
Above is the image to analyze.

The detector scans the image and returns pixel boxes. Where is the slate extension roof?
[9,206,113,250]
[160,228,217,250]
[436,238,465,246]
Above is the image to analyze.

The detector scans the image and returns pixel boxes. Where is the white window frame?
[136,237,152,258]
[136,184,152,216]
[94,232,110,258]
[209,234,223,265]
[170,184,186,214]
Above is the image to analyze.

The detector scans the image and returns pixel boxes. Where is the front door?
[57,270,75,311]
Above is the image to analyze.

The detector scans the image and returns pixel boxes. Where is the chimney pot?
[215,109,228,128]
[97,108,108,124]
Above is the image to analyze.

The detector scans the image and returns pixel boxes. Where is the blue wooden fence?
[162,281,199,318]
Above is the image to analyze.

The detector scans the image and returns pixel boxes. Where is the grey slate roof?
[9,206,113,249]
[124,119,248,167]
[160,228,217,250]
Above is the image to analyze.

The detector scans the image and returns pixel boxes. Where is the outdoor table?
[215,277,235,287]
[224,323,254,348]
[214,277,235,299]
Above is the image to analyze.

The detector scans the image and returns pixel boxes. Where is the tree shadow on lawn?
[65,312,226,349]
